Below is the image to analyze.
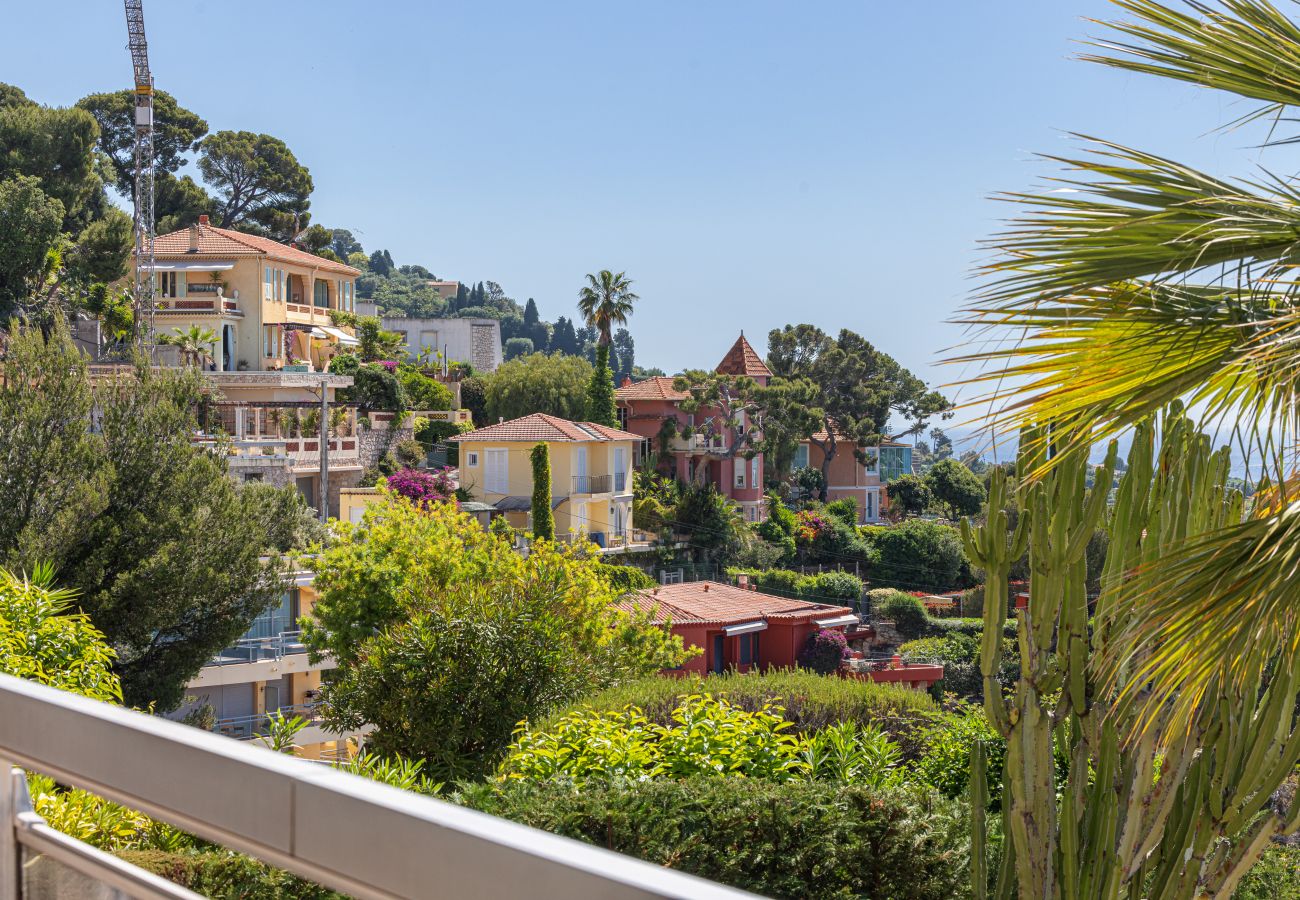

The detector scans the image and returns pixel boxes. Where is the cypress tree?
[585,344,619,427]
[530,442,555,540]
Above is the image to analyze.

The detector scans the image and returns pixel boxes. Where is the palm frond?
[1100,501,1300,738]
[956,280,1300,471]
[1083,0,1300,137]
[978,137,1300,308]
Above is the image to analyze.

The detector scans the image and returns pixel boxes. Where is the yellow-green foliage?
[0,564,121,703]
[500,694,903,786]
[26,775,191,853]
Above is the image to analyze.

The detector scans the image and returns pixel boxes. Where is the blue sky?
[3,1,1267,413]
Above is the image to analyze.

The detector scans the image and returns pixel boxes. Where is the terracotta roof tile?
[621,581,853,626]
[615,376,689,402]
[150,222,360,276]
[450,412,641,443]
[715,333,771,378]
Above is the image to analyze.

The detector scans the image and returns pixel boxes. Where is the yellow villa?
[149,215,361,373]
[452,413,639,547]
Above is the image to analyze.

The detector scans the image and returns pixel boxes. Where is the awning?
[152,261,235,272]
[723,620,768,637]
[309,327,331,340]
[321,325,360,347]
[813,613,860,629]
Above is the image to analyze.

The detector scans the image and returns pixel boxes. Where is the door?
[574,446,588,492]
[712,634,726,674]
[613,447,627,493]
[485,449,508,494]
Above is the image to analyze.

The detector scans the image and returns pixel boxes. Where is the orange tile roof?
[808,429,910,446]
[715,333,771,378]
[615,376,688,402]
[150,221,360,276]
[450,412,642,443]
[622,581,852,626]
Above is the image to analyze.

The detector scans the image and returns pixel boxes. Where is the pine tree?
[529,442,555,540]
[584,344,619,426]
[523,297,540,326]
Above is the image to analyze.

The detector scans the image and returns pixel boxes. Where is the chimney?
[621,377,632,388]
[198,214,209,226]
[703,583,710,592]
[187,224,199,252]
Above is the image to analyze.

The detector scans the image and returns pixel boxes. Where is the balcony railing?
[0,674,748,899]
[571,473,612,494]
[210,630,308,666]
[614,470,628,493]
[213,702,321,740]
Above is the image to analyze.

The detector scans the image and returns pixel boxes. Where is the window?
[466,451,479,467]
[263,325,280,359]
[751,456,760,488]
[734,467,745,489]
[613,447,627,493]
[160,272,178,298]
[739,633,756,666]
[314,280,329,308]
[863,448,879,476]
[793,444,809,470]
[865,490,877,521]
[485,449,508,493]
[277,269,285,302]
[264,266,273,299]
[243,472,263,484]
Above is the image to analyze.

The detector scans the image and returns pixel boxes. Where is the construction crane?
[124,0,156,353]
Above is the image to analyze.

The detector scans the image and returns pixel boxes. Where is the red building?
[624,581,860,675]
[616,333,771,522]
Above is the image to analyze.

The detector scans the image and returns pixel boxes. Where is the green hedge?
[459,777,968,900]
[596,562,656,592]
[117,850,341,899]
[540,669,939,758]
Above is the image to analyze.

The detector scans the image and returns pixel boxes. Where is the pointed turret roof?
[715,333,771,378]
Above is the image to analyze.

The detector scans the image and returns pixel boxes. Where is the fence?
[0,673,753,900]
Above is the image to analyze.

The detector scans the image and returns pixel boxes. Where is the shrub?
[117,850,342,899]
[383,468,454,507]
[863,519,973,593]
[960,584,985,618]
[459,777,969,900]
[539,669,939,759]
[1236,844,1300,899]
[393,438,425,468]
[797,628,849,674]
[914,708,1007,804]
[800,569,864,603]
[876,589,928,638]
[398,367,454,410]
[824,496,858,527]
[327,352,359,376]
[595,562,655,592]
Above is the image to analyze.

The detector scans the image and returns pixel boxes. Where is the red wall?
[665,618,846,674]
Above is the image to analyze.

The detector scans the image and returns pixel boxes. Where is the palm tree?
[159,325,219,369]
[962,0,1300,735]
[577,270,637,346]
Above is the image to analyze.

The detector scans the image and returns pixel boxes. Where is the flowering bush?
[384,467,455,507]
[797,628,849,675]
[793,510,830,544]
[377,360,398,372]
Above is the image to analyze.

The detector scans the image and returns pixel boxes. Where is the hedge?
[459,777,969,900]
[540,669,939,759]
[116,850,341,899]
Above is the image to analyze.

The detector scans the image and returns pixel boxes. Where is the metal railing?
[213,702,320,740]
[571,473,612,494]
[0,673,751,899]
[210,630,308,666]
[614,470,628,493]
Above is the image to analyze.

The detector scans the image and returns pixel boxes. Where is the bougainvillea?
[793,510,831,544]
[796,628,850,675]
[385,467,455,507]
[377,360,398,373]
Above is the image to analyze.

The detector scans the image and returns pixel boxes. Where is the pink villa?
[794,432,915,525]
[616,334,770,522]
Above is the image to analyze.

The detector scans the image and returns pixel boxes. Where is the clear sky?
[3,1,1266,406]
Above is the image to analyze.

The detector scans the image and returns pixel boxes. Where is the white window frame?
[466,451,479,467]
[793,444,809,470]
[863,448,879,476]
[734,467,746,489]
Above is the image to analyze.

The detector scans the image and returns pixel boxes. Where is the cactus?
[962,404,1300,898]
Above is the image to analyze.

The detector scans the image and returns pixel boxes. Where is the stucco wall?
[381,317,503,373]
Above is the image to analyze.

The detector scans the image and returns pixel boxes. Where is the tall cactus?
[963,404,1300,898]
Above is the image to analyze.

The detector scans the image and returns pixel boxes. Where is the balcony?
[155,296,241,316]
[210,630,308,666]
[571,473,612,495]
[213,701,321,740]
[670,433,726,454]
[0,674,742,899]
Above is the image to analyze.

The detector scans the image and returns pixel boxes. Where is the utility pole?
[318,378,330,523]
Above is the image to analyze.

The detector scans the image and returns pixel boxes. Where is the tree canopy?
[484,352,593,422]
[304,490,687,779]
[75,89,209,199]
[0,324,309,708]
[197,130,313,232]
[924,458,985,519]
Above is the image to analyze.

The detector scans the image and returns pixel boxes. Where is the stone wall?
[358,414,414,471]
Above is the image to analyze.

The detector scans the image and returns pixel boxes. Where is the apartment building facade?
[149,215,360,374]
[793,435,915,524]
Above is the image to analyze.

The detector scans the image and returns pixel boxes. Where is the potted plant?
[236,359,249,371]
[283,358,311,373]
